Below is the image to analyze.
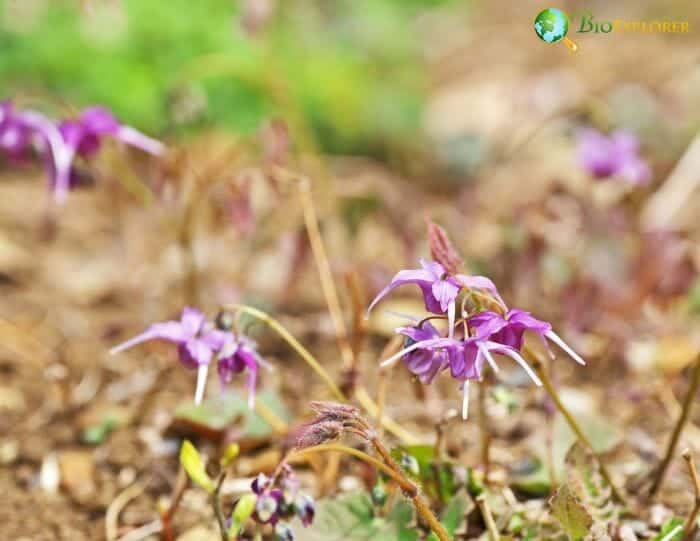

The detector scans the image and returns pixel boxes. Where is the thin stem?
[253,400,288,434]
[290,444,411,491]
[650,355,700,498]
[476,494,500,541]
[478,383,491,482]
[224,303,419,444]
[298,177,355,370]
[524,347,626,504]
[682,449,700,534]
[225,304,345,401]
[211,473,228,541]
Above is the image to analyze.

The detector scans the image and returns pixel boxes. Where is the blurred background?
[3,0,700,539]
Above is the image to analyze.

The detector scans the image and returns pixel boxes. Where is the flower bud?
[255,493,279,523]
[294,494,315,527]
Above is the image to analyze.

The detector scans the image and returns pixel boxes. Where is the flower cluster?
[368,259,585,419]
[110,307,265,406]
[0,100,164,203]
[578,128,651,185]
[248,467,315,540]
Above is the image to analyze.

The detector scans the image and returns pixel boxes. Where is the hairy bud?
[294,419,344,449]
[426,219,462,275]
[309,401,360,422]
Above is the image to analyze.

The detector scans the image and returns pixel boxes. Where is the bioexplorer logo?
[534,8,691,51]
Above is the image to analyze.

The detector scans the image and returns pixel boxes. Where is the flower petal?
[367,267,435,316]
[109,321,185,354]
[544,330,586,365]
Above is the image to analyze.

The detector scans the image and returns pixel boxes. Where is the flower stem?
[682,449,700,534]
[224,303,419,444]
[650,354,700,498]
[291,443,450,541]
[298,179,356,370]
[524,347,626,504]
[211,472,228,541]
[290,444,411,492]
[225,303,345,401]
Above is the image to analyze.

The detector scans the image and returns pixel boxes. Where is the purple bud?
[255,493,280,524]
[251,472,270,494]
[294,494,315,527]
[427,219,462,275]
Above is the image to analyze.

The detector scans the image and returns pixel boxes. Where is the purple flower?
[0,101,165,204]
[381,331,542,419]
[578,128,651,185]
[110,307,228,404]
[0,101,32,158]
[59,106,165,158]
[217,335,264,408]
[294,494,315,527]
[49,106,165,203]
[368,259,505,338]
[396,321,449,384]
[468,309,585,366]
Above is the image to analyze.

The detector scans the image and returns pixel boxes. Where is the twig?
[650,354,700,498]
[211,472,228,541]
[254,400,288,434]
[161,466,188,541]
[225,303,419,444]
[298,177,355,370]
[225,303,345,400]
[116,520,162,541]
[106,480,148,541]
[525,347,626,504]
[476,494,500,541]
[683,449,700,534]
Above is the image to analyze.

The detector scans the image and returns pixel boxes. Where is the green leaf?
[179,440,215,493]
[440,492,468,535]
[300,492,417,541]
[652,518,684,541]
[564,443,618,525]
[173,390,289,441]
[549,484,593,541]
[229,493,257,537]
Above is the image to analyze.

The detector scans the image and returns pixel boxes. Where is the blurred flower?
[578,128,651,185]
[217,335,264,408]
[0,101,32,158]
[294,494,315,527]
[0,101,165,204]
[110,307,264,406]
[468,309,586,366]
[248,467,315,534]
[50,106,165,202]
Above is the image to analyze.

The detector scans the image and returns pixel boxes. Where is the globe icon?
[534,8,569,43]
